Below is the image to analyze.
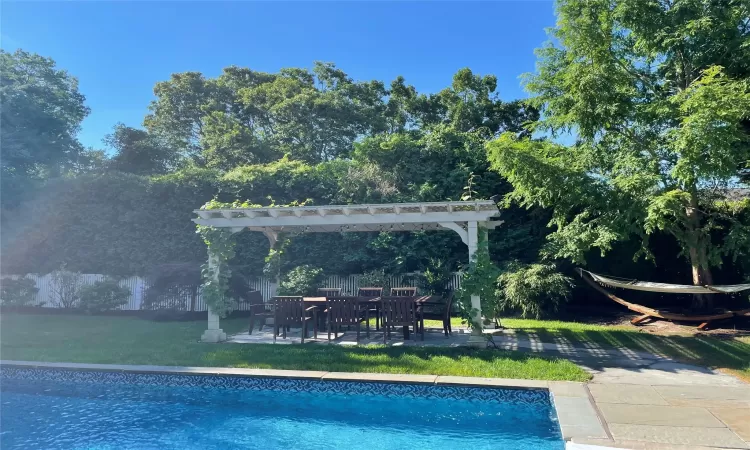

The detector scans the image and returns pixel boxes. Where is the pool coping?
[0,360,610,446]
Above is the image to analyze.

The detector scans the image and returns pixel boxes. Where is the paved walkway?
[493,330,750,449]
[227,326,473,346]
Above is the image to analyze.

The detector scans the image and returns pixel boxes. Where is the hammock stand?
[578,269,750,330]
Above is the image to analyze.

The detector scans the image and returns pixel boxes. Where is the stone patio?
[227,325,472,346]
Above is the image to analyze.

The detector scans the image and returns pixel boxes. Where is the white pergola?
[193,200,502,344]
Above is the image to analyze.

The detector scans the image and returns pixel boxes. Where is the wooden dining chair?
[381,296,422,342]
[418,291,454,336]
[317,287,342,297]
[325,297,369,343]
[247,291,273,335]
[357,287,384,330]
[272,296,317,343]
[357,287,383,297]
[390,286,417,297]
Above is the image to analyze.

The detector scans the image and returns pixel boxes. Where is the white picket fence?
[2,273,462,311]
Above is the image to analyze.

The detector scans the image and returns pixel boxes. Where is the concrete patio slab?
[607,423,749,448]
[597,403,725,428]
[228,328,471,347]
[554,396,610,440]
[589,364,746,386]
[321,372,437,384]
[654,384,750,401]
[570,437,735,450]
[549,381,589,398]
[588,384,669,405]
[709,408,750,442]
[434,376,548,389]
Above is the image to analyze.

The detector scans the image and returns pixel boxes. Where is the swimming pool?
[1,366,564,450]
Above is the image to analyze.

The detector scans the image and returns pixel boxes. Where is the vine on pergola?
[196,198,306,316]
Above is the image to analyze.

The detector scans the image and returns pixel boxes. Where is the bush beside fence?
[0,273,462,311]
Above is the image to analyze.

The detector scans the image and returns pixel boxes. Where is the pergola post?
[263,231,279,298]
[201,251,227,343]
[466,221,485,346]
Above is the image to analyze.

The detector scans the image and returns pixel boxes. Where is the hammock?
[577,269,750,329]
[579,269,750,295]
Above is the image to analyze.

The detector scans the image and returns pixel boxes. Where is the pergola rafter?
[192,200,502,344]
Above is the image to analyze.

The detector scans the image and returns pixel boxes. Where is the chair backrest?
[357,287,383,298]
[317,287,342,297]
[381,296,417,325]
[390,286,417,297]
[273,296,306,325]
[326,297,361,325]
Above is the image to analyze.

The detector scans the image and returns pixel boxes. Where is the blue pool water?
[1,368,563,450]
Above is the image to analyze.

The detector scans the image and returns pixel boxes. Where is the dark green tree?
[487,0,750,309]
[0,50,90,209]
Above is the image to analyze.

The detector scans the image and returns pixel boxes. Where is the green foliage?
[278,265,325,296]
[0,277,39,306]
[489,0,750,302]
[0,49,89,178]
[456,233,501,329]
[414,259,455,295]
[357,269,391,294]
[105,123,178,175]
[1,171,217,275]
[496,263,573,319]
[48,266,83,308]
[78,279,130,313]
[198,227,236,317]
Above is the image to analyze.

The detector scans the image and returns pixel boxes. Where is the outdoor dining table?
[302,295,443,339]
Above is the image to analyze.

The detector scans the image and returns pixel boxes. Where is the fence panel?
[2,272,463,310]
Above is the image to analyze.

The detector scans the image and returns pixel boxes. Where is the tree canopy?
[487,0,750,308]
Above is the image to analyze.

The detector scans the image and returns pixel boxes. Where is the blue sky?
[1,1,556,149]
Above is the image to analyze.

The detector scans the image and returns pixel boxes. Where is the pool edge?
[1,359,612,446]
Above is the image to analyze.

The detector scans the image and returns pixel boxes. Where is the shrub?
[278,265,325,296]
[48,265,83,308]
[357,269,391,294]
[78,279,130,313]
[415,259,454,295]
[496,262,573,319]
[0,277,39,306]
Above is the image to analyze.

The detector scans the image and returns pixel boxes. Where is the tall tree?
[0,49,89,177]
[106,124,178,175]
[487,0,750,309]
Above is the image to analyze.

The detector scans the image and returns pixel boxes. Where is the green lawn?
[0,314,590,381]
[497,318,750,381]
[423,317,750,380]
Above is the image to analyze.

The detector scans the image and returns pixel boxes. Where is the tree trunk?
[686,194,714,312]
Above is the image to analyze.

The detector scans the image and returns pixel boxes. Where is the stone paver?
[570,438,735,450]
[588,384,669,405]
[321,372,437,384]
[434,376,548,389]
[654,384,750,401]
[554,396,609,440]
[228,328,471,347]
[709,408,750,442]
[607,423,749,448]
[597,403,725,428]
[590,363,745,386]
[549,381,589,398]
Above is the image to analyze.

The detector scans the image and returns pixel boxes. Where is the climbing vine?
[196,198,311,316]
[456,231,501,330]
[197,225,236,317]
